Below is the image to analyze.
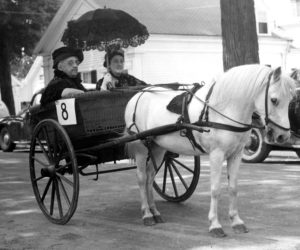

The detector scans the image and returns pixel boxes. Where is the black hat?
[52,46,84,69]
[103,49,124,68]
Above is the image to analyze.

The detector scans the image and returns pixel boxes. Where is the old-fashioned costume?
[96,49,147,90]
[40,70,87,106]
[96,72,146,90]
[40,47,86,106]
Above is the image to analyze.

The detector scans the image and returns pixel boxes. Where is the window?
[258,22,268,34]
[257,11,269,34]
[296,0,300,16]
[80,70,97,83]
[291,0,300,16]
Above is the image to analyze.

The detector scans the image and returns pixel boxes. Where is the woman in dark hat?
[40,46,87,106]
[96,49,147,90]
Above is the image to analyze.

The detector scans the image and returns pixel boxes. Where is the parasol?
[61,8,149,51]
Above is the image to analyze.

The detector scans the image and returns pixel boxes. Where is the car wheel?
[0,127,16,152]
[242,128,271,163]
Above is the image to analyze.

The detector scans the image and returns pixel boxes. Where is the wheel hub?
[245,133,259,152]
[3,133,9,144]
[41,165,56,178]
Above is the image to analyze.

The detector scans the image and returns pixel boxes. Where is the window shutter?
[91,70,97,83]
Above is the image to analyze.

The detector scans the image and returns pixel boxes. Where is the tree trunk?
[0,34,15,115]
[220,0,260,71]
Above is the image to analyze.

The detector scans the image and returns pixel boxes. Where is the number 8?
[61,103,69,120]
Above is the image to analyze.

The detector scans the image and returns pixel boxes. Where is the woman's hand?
[61,88,84,97]
[101,73,115,90]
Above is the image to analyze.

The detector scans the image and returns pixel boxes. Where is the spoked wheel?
[29,119,79,225]
[153,152,200,202]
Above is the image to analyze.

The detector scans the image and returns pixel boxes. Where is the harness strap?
[127,91,146,133]
[194,121,252,132]
[264,71,272,126]
[180,83,206,153]
[199,82,216,122]
[190,87,265,130]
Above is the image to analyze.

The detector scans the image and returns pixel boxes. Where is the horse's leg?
[146,145,166,223]
[227,150,249,234]
[208,149,227,237]
[132,142,156,226]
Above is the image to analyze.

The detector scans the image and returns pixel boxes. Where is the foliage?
[0,0,61,114]
[0,0,60,59]
[10,51,36,79]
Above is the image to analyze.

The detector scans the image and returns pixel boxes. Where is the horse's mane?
[210,64,295,109]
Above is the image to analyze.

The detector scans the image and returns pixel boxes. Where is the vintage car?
[242,128,300,163]
[0,89,43,152]
[242,88,300,163]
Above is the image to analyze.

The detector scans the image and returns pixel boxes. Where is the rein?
[127,69,290,139]
[187,83,263,133]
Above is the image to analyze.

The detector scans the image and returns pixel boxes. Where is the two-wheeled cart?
[28,90,201,224]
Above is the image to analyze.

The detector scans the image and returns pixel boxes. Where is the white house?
[32,0,299,89]
[8,56,45,114]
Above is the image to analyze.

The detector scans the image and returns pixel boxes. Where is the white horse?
[124,64,296,237]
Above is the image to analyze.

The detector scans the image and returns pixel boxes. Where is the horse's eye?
[271,97,279,106]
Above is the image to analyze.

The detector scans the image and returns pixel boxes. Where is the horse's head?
[255,67,296,144]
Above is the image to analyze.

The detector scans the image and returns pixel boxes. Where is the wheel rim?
[153,154,200,202]
[3,132,10,144]
[29,119,79,224]
[244,129,260,156]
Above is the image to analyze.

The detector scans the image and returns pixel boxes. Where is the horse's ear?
[273,67,282,82]
[290,69,298,81]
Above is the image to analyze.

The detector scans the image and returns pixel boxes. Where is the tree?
[0,0,60,114]
[11,48,36,80]
[220,0,260,71]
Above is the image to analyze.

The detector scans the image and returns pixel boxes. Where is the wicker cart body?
[29,91,136,163]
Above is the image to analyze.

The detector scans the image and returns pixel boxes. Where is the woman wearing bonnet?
[96,49,147,90]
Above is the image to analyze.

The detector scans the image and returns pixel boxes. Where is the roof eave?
[34,0,80,55]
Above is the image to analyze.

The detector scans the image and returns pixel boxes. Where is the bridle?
[264,71,290,131]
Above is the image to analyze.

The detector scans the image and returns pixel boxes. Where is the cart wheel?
[153,152,200,202]
[29,119,79,225]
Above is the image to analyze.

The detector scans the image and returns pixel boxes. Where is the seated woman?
[96,49,147,90]
[40,46,87,106]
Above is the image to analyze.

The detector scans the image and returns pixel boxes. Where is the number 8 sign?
[55,98,77,125]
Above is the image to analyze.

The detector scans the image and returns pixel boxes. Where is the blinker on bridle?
[264,71,290,131]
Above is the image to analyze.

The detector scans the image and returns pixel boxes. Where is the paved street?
[0,150,300,250]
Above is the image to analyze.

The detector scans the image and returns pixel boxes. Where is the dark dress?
[40,70,87,106]
[96,72,147,90]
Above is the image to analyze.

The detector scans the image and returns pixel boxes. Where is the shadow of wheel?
[153,152,200,202]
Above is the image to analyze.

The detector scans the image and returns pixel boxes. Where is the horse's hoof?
[232,224,249,234]
[209,228,227,238]
[153,215,164,223]
[143,217,156,226]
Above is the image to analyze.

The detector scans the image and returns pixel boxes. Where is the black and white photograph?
[0,0,300,249]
